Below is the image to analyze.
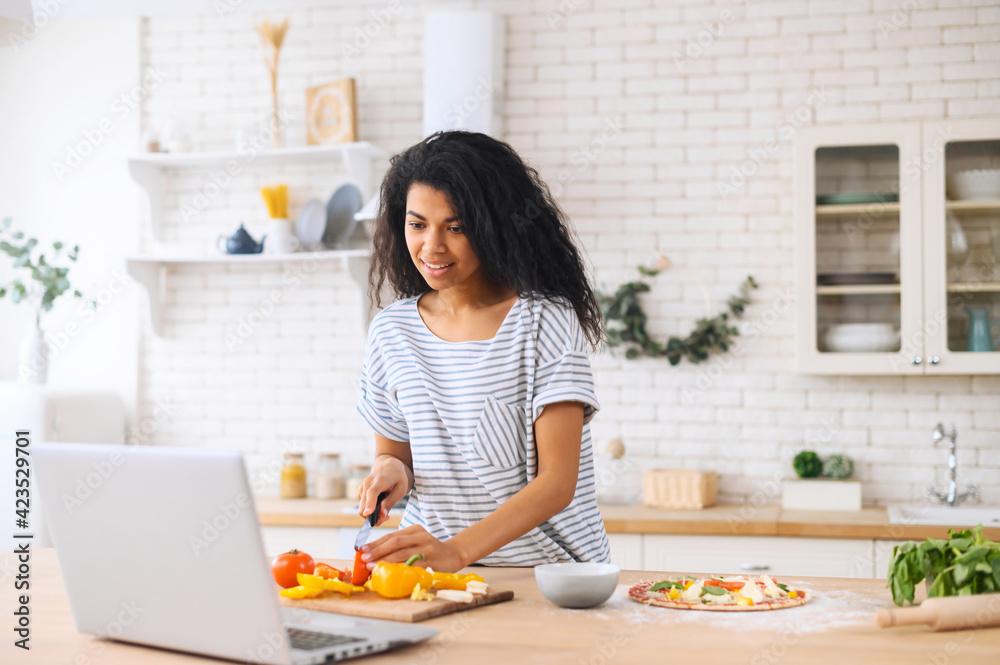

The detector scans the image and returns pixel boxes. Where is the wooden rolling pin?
[876,594,1000,632]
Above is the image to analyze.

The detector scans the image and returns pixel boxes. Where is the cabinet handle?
[740,563,771,571]
[911,356,922,365]
[929,356,940,364]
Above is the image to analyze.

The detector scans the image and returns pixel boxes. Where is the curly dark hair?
[368,130,604,349]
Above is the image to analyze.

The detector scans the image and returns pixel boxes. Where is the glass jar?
[315,453,345,500]
[345,464,369,500]
[280,452,307,499]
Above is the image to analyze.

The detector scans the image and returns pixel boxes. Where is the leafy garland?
[598,265,758,364]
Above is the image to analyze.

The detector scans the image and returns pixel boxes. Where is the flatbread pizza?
[628,575,810,611]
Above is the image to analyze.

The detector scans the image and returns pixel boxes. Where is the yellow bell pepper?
[279,585,324,600]
[431,571,485,591]
[788,590,798,599]
[667,587,681,601]
[370,554,432,599]
[736,596,754,606]
[296,573,366,596]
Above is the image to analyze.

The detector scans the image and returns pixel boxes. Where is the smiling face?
[404,182,484,293]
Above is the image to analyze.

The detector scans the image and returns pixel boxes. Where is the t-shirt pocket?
[473,395,527,470]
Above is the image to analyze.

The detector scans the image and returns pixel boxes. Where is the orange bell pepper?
[313,563,346,580]
[351,549,370,586]
[370,554,432,599]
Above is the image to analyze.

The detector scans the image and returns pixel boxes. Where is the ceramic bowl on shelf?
[950,169,1000,201]
[822,323,900,353]
[534,562,620,609]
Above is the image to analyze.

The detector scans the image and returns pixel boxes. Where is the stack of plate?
[297,183,364,251]
[816,192,898,205]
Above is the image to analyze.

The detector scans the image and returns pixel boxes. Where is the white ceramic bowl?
[951,169,1000,201]
[534,562,620,609]
[823,323,899,353]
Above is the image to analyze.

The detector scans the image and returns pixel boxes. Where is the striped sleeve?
[355,322,409,442]
[531,300,600,424]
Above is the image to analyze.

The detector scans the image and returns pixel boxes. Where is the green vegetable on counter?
[886,525,1000,606]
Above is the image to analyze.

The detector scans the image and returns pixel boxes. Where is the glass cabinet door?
[923,120,1000,374]
[795,124,924,374]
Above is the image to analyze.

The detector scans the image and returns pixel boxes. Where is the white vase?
[18,319,49,385]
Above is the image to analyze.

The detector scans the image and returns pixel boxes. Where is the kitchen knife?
[354,491,387,551]
[876,594,1000,631]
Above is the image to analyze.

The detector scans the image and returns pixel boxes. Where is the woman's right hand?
[358,454,411,526]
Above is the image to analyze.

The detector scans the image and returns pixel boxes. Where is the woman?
[355,130,610,572]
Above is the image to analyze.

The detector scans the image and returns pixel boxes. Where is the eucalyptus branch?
[598,267,759,365]
[0,217,84,315]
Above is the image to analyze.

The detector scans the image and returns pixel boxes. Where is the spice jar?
[315,453,345,500]
[346,464,369,500]
[280,452,307,499]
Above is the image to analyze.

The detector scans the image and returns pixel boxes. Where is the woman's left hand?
[359,525,466,573]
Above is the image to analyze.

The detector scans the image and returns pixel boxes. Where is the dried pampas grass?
[257,17,290,148]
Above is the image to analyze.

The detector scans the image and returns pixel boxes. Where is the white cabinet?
[607,533,643,571]
[260,525,888,579]
[643,535,875,579]
[794,119,1000,375]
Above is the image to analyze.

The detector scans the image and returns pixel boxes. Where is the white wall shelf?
[946,200,1000,213]
[128,141,386,243]
[126,141,390,337]
[815,202,900,218]
[816,284,902,296]
[123,247,377,337]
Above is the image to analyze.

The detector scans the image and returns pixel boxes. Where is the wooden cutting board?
[278,587,515,623]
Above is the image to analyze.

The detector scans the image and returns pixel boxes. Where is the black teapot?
[216,224,265,254]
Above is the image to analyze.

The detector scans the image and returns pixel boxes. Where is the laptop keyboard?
[287,627,365,651]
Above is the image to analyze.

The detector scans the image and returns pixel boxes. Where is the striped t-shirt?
[355,292,611,566]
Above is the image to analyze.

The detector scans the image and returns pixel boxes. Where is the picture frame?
[306,78,358,145]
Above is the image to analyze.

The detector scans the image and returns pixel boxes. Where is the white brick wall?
[137,0,1000,505]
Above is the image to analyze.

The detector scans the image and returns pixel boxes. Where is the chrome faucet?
[926,423,979,507]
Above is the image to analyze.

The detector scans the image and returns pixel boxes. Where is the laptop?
[33,442,437,664]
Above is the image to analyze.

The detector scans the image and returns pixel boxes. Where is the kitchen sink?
[886,504,1000,527]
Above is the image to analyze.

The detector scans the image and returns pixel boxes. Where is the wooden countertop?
[255,497,1000,541]
[10,548,1000,665]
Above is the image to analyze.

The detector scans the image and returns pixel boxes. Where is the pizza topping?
[628,575,809,611]
[737,579,764,603]
[683,580,705,600]
[759,574,784,598]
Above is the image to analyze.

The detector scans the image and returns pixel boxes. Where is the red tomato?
[704,579,745,592]
[271,549,315,589]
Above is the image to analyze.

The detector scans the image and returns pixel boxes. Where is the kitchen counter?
[10,548,1000,664]
[255,497,1000,541]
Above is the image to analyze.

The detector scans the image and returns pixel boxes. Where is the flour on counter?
[546,584,887,633]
